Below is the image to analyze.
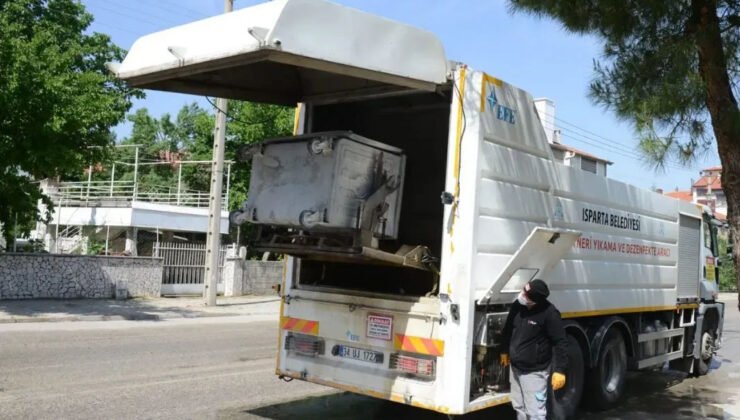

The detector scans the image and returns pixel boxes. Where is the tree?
[509,0,740,299]
[106,101,291,217]
[0,0,140,246]
[719,235,737,291]
[175,103,217,193]
[117,108,183,191]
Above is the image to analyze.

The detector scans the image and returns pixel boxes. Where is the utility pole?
[204,0,234,306]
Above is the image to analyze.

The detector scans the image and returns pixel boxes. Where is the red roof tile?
[665,190,693,202]
[692,175,722,189]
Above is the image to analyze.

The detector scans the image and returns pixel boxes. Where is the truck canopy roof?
[113,0,450,105]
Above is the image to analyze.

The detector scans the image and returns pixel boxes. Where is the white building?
[692,166,726,219]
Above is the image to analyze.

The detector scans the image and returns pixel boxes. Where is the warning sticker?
[706,256,716,282]
[367,314,393,341]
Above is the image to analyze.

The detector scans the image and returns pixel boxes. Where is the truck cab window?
[704,218,719,257]
[704,220,712,252]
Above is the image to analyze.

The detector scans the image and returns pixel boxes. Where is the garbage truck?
[113,0,726,416]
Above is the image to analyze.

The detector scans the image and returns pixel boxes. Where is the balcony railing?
[50,181,228,209]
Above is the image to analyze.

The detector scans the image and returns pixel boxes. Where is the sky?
[80,0,720,192]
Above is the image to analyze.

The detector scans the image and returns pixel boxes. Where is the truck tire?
[550,334,585,419]
[585,328,627,410]
[693,320,716,376]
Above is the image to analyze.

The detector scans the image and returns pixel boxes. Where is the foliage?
[105,101,292,249]
[86,238,106,256]
[108,106,215,193]
[0,0,140,245]
[112,101,293,219]
[720,235,737,291]
[508,1,739,167]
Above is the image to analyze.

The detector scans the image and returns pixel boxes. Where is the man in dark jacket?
[500,279,568,420]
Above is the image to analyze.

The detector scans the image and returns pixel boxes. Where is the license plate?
[335,345,384,364]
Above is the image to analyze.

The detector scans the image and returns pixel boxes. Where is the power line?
[89,0,188,28]
[86,2,174,30]
[541,120,697,173]
[557,131,696,173]
[555,116,703,170]
[155,0,209,20]
[88,20,142,38]
[554,118,645,156]
[555,117,634,149]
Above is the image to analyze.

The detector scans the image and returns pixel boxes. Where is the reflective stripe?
[561,305,680,319]
[281,316,319,335]
[393,334,444,356]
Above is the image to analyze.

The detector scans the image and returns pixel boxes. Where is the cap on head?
[525,279,550,303]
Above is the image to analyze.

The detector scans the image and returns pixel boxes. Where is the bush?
[719,236,737,292]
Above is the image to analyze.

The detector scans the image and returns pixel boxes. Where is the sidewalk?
[0,295,281,323]
[2,293,735,324]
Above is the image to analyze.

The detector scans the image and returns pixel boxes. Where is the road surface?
[0,295,738,419]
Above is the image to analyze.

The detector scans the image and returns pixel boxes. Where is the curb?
[0,311,245,324]
[0,297,281,324]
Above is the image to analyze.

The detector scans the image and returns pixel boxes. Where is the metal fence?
[154,242,228,295]
[51,180,228,209]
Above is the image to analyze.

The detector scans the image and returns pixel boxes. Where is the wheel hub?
[700,331,714,360]
[604,348,621,393]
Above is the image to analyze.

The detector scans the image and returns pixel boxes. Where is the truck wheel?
[551,334,585,419]
[693,327,715,376]
[585,329,627,410]
[694,311,719,377]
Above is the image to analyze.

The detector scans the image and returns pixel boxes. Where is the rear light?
[389,353,436,379]
[285,332,325,357]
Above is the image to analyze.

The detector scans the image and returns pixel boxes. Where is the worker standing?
[500,279,569,420]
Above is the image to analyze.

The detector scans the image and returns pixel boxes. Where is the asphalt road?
[1,295,738,419]
[0,317,329,419]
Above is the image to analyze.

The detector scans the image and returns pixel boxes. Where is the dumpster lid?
[113,0,450,105]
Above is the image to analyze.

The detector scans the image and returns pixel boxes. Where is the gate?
[154,242,228,295]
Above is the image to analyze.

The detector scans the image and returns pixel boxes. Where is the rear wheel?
[694,312,719,377]
[693,329,714,376]
[551,334,585,419]
[585,328,627,410]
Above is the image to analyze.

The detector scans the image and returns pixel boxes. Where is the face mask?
[517,291,532,307]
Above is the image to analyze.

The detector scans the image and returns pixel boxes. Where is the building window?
[581,157,597,173]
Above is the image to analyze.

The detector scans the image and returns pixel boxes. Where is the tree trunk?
[692,0,740,308]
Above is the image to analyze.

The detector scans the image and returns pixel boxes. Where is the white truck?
[114,0,726,417]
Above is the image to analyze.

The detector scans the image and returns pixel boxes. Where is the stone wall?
[0,254,162,299]
[223,259,283,296]
[244,261,283,295]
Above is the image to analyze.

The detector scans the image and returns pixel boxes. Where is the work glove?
[499,353,510,366]
[551,372,566,391]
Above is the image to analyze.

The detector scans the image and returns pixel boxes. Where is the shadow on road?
[0,297,243,321]
[238,392,515,420]
[235,366,736,420]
